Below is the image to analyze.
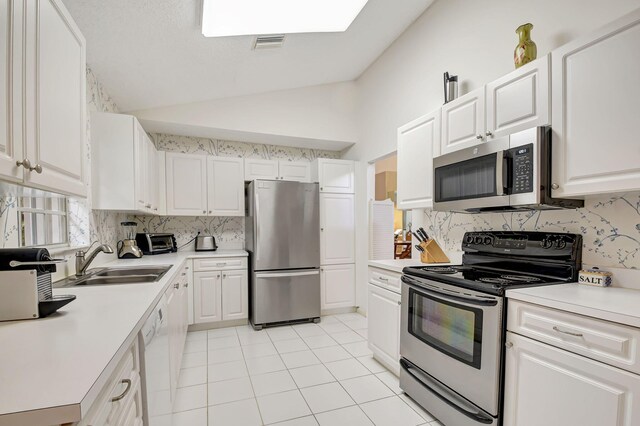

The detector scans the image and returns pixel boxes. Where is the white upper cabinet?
[91,112,159,214]
[397,110,441,210]
[441,86,486,155]
[244,159,279,181]
[486,54,550,140]
[23,0,87,197]
[165,152,208,216]
[0,0,22,182]
[551,9,640,197]
[320,193,355,265]
[207,157,245,217]
[279,161,311,182]
[312,159,355,193]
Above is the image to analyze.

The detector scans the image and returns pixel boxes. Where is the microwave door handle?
[495,150,505,196]
[400,359,494,424]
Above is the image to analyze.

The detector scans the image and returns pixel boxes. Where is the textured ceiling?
[62,0,434,111]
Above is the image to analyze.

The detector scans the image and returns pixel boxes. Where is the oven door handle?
[401,275,498,307]
[400,359,494,424]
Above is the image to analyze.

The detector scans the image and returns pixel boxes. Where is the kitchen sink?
[55,265,173,287]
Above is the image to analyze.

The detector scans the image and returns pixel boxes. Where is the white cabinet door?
[486,54,550,140]
[551,9,640,197]
[165,152,208,216]
[321,264,355,310]
[367,284,401,375]
[0,0,22,182]
[441,87,486,155]
[23,0,87,197]
[134,122,148,212]
[165,286,180,399]
[193,271,222,324]
[221,269,248,321]
[397,110,440,210]
[279,160,311,182]
[244,158,278,181]
[208,157,245,216]
[146,137,159,214]
[504,332,640,426]
[314,159,354,193]
[320,193,355,265]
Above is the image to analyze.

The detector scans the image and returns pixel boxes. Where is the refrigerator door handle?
[255,194,260,262]
[256,270,320,278]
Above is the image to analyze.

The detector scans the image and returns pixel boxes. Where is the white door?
[441,86,486,155]
[316,159,354,193]
[320,193,355,265]
[193,271,222,324]
[0,0,22,182]
[551,9,640,197]
[244,158,278,181]
[321,264,355,310]
[367,284,401,375]
[221,269,248,321]
[207,157,245,216]
[397,110,440,210]
[165,153,208,216]
[486,54,550,140]
[279,160,311,182]
[23,0,87,197]
[504,332,640,426]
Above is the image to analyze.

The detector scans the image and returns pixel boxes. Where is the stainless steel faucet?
[75,242,114,277]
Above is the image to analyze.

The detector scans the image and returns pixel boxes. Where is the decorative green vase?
[514,23,537,69]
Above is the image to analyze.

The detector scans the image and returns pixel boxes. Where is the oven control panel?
[462,231,581,259]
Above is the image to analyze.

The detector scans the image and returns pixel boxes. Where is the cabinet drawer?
[194,257,247,271]
[508,300,640,374]
[368,267,401,292]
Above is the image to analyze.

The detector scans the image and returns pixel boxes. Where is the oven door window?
[408,288,483,369]
[435,153,498,202]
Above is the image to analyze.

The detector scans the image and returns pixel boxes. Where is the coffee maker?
[117,222,143,259]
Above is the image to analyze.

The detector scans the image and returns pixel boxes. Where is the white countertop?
[368,252,463,274]
[0,249,247,426]
[507,283,640,328]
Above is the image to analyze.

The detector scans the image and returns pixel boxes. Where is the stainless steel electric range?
[399,231,582,426]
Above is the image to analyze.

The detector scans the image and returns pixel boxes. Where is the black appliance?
[135,233,178,255]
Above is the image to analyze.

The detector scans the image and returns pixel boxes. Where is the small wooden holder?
[419,239,451,264]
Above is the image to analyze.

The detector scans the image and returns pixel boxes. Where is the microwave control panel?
[509,143,534,194]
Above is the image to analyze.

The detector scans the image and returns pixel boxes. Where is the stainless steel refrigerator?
[245,180,321,329]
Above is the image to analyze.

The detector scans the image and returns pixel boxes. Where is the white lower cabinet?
[193,258,248,325]
[80,340,143,426]
[504,331,640,426]
[166,272,188,401]
[367,283,401,376]
[320,263,355,310]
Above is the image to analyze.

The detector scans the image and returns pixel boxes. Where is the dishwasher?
[139,295,172,426]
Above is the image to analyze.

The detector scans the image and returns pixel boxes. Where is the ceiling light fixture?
[201,0,369,38]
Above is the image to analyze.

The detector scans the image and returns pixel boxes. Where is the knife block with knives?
[413,228,450,264]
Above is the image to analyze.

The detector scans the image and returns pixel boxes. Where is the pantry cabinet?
[165,153,208,216]
[367,283,401,376]
[92,112,161,214]
[312,159,355,193]
[320,193,355,265]
[551,9,640,197]
[207,157,245,216]
[441,86,486,155]
[397,110,440,210]
[321,263,355,310]
[486,54,550,140]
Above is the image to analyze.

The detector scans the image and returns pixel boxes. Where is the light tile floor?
[170,313,443,426]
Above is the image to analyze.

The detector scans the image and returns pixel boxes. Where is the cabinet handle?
[154,207,158,211]
[202,210,206,214]
[320,228,324,231]
[111,379,132,402]
[320,187,323,191]
[181,273,186,276]
[216,263,225,266]
[217,274,221,278]
[145,204,151,208]
[378,277,388,282]
[16,159,43,173]
[485,131,493,137]
[551,183,559,190]
[184,283,188,288]
[223,274,227,278]
[174,283,179,289]
[208,210,212,214]
[397,301,401,306]
[552,326,583,337]
[476,134,484,140]
[505,342,513,349]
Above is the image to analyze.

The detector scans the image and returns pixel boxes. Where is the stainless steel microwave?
[433,127,583,212]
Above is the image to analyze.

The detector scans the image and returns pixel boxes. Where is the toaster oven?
[136,233,177,255]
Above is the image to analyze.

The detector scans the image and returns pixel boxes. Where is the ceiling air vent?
[253,34,286,50]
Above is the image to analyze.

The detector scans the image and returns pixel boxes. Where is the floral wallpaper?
[419,192,640,269]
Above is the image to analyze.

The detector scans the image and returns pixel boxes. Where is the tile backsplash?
[417,192,640,269]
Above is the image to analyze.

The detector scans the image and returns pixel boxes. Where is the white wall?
[346,0,640,313]
[130,82,358,151]
[344,0,640,163]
